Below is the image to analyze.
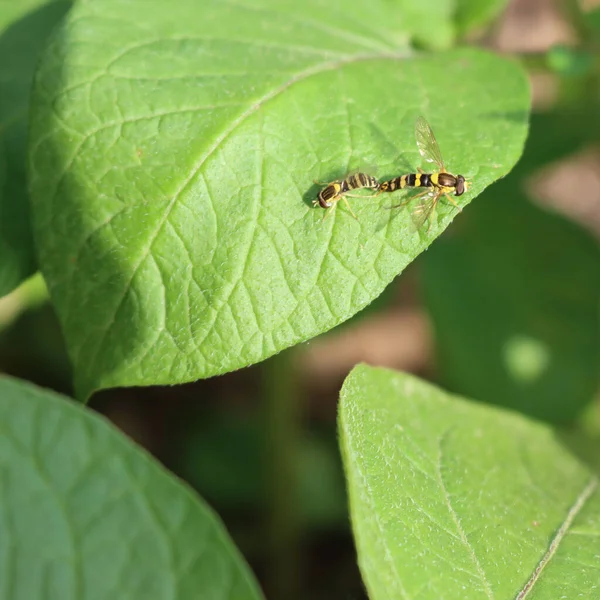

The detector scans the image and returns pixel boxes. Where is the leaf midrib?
[515,476,598,599]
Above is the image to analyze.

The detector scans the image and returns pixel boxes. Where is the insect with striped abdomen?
[313,172,380,220]
[378,116,468,230]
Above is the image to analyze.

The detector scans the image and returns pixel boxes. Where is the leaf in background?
[28,0,530,398]
[421,112,600,423]
[508,110,600,173]
[182,415,346,527]
[584,6,600,35]
[454,0,510,36]
[0,0,72,297]
[340,365,600,600]
[0,376,264,600]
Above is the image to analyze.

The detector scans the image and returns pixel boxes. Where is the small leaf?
[0,376,264,600]
[0,0,72,297]
[28,0,530,398]
[340,364,600,600]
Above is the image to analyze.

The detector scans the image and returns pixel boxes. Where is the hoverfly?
[313,172,380,220]
[378,116,468,230]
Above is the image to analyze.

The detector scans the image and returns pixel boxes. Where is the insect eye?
[455,176,465,196]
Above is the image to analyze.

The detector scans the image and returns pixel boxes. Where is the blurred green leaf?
[0,376,263,600]
[454,0,510,36]
[547,45,593,77]
[29,0,529,398]
[585,7,600,33]
[421,112,600,423]
[183,417,346,527]
[509,110,600,172]
[578,396,600,440]
[340,365,600,600]
[296,432,347,528]
[182,415,264,509]
[0,0,71,297]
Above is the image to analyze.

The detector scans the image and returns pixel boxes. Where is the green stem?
[262,349,302,600]
[0,273,49,332]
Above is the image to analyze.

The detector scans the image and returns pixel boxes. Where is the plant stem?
[262,348,302,600]
[0,273,49,331]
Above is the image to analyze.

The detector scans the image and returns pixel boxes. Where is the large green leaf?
[28,0,530,398]
[421,111,600,423]
[340,365,600,600]
[0,0,71,297]
[0,376,263,600]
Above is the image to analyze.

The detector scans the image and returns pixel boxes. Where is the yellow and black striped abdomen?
[341,173,379,193]
[380,173,434,192]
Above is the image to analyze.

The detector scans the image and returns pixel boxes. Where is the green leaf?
[585,7,600,34]
[340,364,600,600]
[421,112,600,423]
[0,376,263,600]
[29,0,530,398]
[454,0,510,36]
[507,110,600,173]
[182,416,346,527]
[0,0,72,297]
[546,45,594,78]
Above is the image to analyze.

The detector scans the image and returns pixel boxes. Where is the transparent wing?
[383,187,427,209]
[319,163,378,185]
[383,194,412,210]
[351,163,379,176]
[415,116,445,171]
[410,191,439,230]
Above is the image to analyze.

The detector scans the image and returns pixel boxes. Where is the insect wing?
[410,191,439,230]
[415,116,446,171]
[349,164,379,176]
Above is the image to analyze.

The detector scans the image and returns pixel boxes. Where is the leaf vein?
[438,429,494,599]
[515,476,598,599]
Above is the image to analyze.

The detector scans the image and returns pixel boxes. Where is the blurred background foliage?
[0,0,599,598]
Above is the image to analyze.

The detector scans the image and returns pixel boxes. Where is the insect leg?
[444,192,462,212]
[321,204,335,221]
[384,188,430,210]
[344,192,379,199]
[342,196,359,221]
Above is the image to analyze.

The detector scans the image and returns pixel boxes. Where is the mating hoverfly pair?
[313,117,468,230]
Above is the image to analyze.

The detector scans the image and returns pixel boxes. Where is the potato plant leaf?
[340,365,600,600]
[28,0,530,398]
[0,0,71,296]
[0,376,263,600]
